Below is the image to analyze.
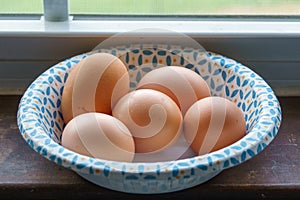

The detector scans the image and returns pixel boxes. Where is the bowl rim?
[17,48,282,175]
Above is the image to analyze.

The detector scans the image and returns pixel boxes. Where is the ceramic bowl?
[17,44,282,194]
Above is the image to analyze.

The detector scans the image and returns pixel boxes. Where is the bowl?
[17,44,282,194]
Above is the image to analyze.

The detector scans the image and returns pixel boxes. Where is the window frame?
[0,12,300,96]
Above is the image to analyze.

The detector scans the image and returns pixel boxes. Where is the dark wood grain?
[0,95,299,199]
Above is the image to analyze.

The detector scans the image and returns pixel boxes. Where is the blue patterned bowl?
[17,44,282,194]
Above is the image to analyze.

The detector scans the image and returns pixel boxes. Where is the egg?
[183,96,246,155]
[61,53,130,124]
[112,89,182,153]
[61,112,135,162]
[136,66,211,115]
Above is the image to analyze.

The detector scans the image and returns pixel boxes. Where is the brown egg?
[183,96,246,155]
[61,53,130,124]
[136,66,211,115]
[112,89,182,153]
[61,112,135,162]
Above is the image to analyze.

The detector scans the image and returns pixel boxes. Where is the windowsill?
[0,95,299,199]
[1,17,300,37]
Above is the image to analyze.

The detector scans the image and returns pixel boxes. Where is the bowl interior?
[35,46,260,145]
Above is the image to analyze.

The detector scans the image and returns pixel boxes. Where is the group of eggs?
[61,52,246,162]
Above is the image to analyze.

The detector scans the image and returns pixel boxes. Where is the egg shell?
[136,66,211,115]
[183,96,246,155]
[112,89,183,153]
[61,112,135,162]
[61,53,130,124]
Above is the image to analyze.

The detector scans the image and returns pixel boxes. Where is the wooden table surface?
[0,95,299,199]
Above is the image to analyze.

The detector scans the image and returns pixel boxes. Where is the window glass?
[0,0,42,14]
[69,0,300,16]
[0,0,299,16]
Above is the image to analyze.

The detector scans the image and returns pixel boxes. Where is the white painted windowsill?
[1,17,300,37]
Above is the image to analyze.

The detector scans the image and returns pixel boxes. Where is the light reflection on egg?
[112,89,183,154]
